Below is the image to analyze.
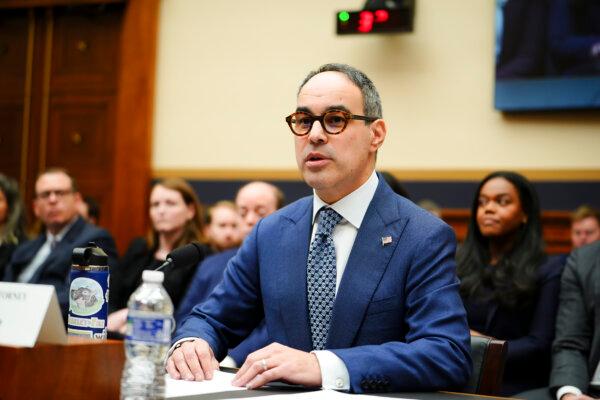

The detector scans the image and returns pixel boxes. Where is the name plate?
[0,282,67,347]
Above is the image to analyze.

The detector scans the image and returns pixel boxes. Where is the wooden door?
[0,0,157,253]
[0,8,29,185]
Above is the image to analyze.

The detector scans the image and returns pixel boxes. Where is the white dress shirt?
[311,170,379,391]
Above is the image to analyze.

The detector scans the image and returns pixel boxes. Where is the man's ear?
[369,119,387,151]
[73,192,83,207]
[33,198,41,219]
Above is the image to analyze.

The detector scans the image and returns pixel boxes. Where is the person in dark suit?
[107,178,211,333]
[0,173,27,278]
[518,241,600,400]
[550,241,600,400]
[458,171,563,396]
[176,181,284,366]
[2,168,117,320]
[166,63,471,393]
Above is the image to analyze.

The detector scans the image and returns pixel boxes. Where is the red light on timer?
[375,9,389,22]
[358,9,390,33]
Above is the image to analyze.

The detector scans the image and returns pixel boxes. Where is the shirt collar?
[312,170,379,229]
[46,216,78,244]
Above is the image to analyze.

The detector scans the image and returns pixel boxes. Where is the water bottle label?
[126,315,172,344]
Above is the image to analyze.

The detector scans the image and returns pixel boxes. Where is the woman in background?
[0,174,27,278]
[458,171,563,396]
[108,178,211,331]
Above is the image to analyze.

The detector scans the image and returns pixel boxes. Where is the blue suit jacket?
[176,248,240,323]
[176,248,270,365]
[3,217,118,320]
[175,179,471,393]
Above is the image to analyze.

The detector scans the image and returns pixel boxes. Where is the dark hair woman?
[0,174,27,278]
[457,171,563,396]
[107,178,212,333]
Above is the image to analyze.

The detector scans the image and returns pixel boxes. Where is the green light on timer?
[338,11,350,22]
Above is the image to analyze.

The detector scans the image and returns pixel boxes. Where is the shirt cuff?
[556,385,582,400]
[167,337,198,358]
[312,350,350,391]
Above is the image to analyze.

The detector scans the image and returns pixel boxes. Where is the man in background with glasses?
[2,167,117,321]
[167,63,471,393]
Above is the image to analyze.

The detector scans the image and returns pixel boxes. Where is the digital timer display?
[336,8,413,34]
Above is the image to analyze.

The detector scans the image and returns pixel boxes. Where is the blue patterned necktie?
[307,207,343,350]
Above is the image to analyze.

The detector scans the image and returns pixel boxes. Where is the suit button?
[360,379,371,392]
[383,378,390,390]
[335,378,344,388]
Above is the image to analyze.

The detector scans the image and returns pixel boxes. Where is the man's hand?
[166,339,220,381]
[231,343,322,389]
[107,308,128,334]
[561,394,596,400]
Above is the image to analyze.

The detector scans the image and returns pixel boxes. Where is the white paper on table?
[166,370,245,398]
[166,370,416,400]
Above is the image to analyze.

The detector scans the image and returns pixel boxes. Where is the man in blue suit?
[3,168,118,320]
[166,63,471,393]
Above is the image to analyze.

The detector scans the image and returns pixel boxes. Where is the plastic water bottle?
[121,270,174,400]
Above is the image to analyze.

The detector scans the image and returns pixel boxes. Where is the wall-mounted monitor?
[494,0,600,111]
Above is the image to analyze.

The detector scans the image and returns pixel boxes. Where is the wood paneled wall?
[442,209,572,255]
[0,0,157,253]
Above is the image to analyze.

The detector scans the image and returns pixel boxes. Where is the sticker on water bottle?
[126,314,172,344]
[69,277,105,316]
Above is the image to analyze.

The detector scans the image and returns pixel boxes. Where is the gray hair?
[298,63,383,119]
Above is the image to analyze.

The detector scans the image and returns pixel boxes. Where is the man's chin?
[301,171,331,191]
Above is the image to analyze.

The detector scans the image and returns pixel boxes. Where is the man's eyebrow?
[295,105,352,114]
[326,105,351,113]
[296,106,312,113]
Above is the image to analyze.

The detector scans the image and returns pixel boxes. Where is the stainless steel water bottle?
[67,242,110,339]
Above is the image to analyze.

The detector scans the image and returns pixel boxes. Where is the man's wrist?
[557,385,582,400]
[167,337,198,358]
[311,350,350,391]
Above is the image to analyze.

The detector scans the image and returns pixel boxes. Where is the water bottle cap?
[142,270,164,283]
[71,242,109,267]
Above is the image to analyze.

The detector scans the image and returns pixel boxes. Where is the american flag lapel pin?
[381,236,392,246]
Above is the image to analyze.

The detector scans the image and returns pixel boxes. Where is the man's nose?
[47,192,59,202]
[308,120,327,144]
[245,212,260,227]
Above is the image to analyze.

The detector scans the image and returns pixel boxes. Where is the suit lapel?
[9,236,46,279]
[30,217,85,282]
[593,253,600,335]
[276,200,313,351]
[327,182,407,349]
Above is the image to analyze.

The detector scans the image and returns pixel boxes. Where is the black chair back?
[463,335,508,395]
